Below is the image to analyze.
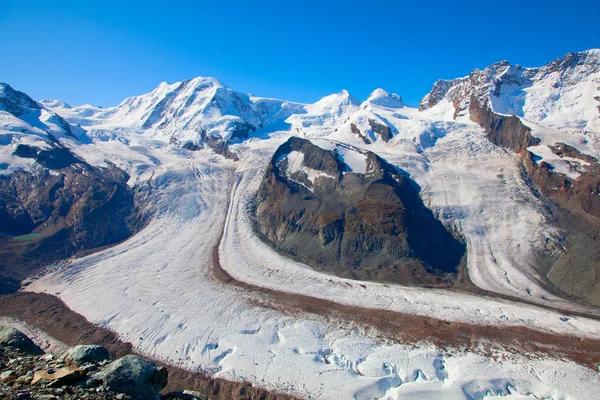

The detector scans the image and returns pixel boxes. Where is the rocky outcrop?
[199,129,239,161]
[469,98,540,153]
[0,144,141,294]
[368,118,393,142]
[255,137,466,285]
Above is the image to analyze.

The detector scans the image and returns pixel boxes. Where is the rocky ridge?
[420,49,600,305]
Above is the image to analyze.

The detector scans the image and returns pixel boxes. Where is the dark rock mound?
[0,144,142,294]
[255,137,466,285]
[62,344,110,365]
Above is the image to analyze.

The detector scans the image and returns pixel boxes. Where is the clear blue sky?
[1,0,598,107]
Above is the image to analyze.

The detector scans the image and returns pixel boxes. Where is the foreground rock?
[0,326,167,399]
[0,325,43,355]
[256,137,466,285]
[62,345,110,366]
[91,355,168,399]
[0,293,296,399]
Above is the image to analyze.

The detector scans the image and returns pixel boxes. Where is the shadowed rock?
[91,355,168,399]
[0,325,43,355]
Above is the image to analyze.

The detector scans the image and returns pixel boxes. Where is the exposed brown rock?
[0,146,142,294]
[368,118,393,142]
[469,98,540,153]
[255,137,466,285]
[350,123,371,144]
[467,97,600,306]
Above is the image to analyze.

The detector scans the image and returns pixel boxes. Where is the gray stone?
[0,326,43,355]
[91,355,167,399]
[1,369,16,382]
[62,345,110,365]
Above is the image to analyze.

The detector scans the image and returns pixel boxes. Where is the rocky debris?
[0,326,43,355]
[91,355,168,399]
[31,365,86,387]
[0,334,167,399]
[256,137,466,285]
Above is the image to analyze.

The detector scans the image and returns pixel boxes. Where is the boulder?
[62,344,110,365]
[0,326,43,355]
[91,355,167,399]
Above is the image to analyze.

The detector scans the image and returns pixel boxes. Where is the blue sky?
[1,0,598,107]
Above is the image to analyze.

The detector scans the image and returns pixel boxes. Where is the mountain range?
[2,48,600,399]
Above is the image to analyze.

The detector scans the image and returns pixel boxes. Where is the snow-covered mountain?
[420,49,600,158]
[4,49,600,400]
[0,83,87,175]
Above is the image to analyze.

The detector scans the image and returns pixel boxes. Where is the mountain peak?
[364,88,404,108]
[0,82,41,117]
[313,90,360,109]
[39,99,72,109]
[181,76,226,91]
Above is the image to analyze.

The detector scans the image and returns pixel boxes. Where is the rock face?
[0,148,140,293]
[420,50,600,305]
[91,355,168,399]
[256,137,466,285]
[469,99,540,153]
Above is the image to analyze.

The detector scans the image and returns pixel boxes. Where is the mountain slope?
[0,84,141,294]
[420,49,600,305]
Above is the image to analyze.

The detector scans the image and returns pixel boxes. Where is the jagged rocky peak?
[420,49,600,115]
[0,83,77,143]
[0,82,42,117]
[364,88,404,108]
[255,136,466,285]
[536,48,600,81]
[418,60,523,114]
